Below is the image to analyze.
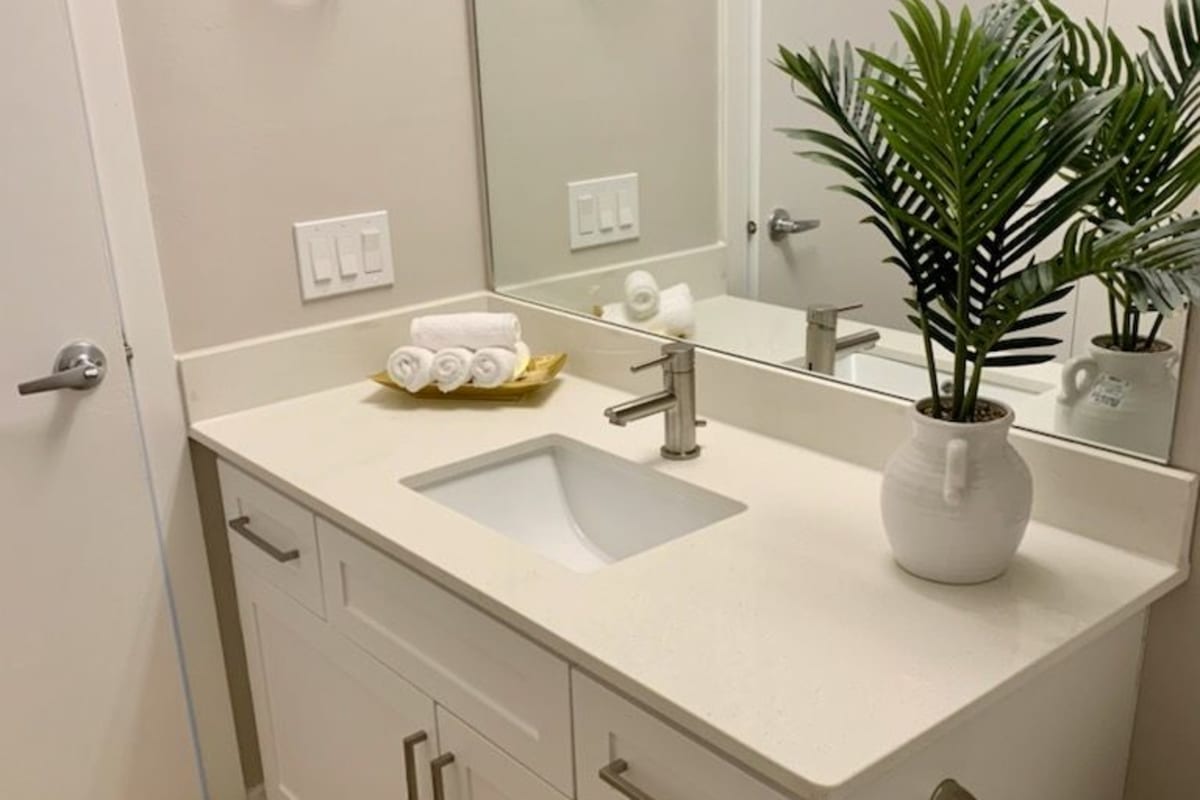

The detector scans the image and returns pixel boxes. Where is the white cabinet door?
[433,707,569,800]
[236,567,438,800]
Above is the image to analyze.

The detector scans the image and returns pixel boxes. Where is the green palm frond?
[1050,0,1200,349]
[778,0,1200,420]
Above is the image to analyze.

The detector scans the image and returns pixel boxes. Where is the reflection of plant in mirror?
[776,0,1200,422]
[1049,0,1200,352]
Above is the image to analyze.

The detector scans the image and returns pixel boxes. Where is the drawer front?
[573,671,793,800]
[218,459,323,617]
[318,520,573,794]
[433,707,568,800]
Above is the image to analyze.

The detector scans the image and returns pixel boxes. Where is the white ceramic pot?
[1056,336,1179,458]
[881,399,1032,584]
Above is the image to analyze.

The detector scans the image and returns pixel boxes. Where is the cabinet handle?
[228,516,300,563]
[403,731,428,800]
[932,779,978,799]
[431,752,455,800]
[599,759,657,800]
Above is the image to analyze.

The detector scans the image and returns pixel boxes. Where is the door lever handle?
[18,341,107,396]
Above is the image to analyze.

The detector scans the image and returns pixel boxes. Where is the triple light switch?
[294,211,395,301]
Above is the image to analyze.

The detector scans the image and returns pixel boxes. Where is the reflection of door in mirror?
[478,0,1193,463]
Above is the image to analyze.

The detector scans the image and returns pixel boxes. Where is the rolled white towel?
[411,312,521,351]
[654,283,696,338]
[623,270,660,321]
[386,346,435,393]
[470,342,532,389]
[431,347,474,393]
[600,283,695,338]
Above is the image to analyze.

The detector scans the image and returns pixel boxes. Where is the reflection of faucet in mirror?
[604,342,706,460]
[806,303,882,375]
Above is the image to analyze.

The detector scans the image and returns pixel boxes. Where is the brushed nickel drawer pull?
[431,752,455,800]
[228,516,300,563]
[599,759,656,800]
[403,731,428,800]
[932,779,978,799]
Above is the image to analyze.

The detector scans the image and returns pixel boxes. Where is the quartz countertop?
[190,373,1182,797]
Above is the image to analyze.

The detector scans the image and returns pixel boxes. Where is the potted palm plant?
[1050,0,1200,455]
[777,0,1200,582]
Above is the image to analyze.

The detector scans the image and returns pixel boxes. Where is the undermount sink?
[832,349,1055,407]
[402,434,746,573]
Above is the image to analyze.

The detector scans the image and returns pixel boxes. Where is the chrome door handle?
[768,208,821,241]
[18,341,106,395]
[431,753,455,800]
[932,779,978,799]
[599,759,657,800]
[403,731,428,800]
[227,516,300,563]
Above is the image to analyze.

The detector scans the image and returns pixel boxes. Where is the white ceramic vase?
[1056,336,1179,458]
[881,399,1033,584]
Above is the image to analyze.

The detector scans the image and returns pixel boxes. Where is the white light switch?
[293,211,394,301]
[577,195,597,235]
[309,237,334,283]
[362,228,384,274]
[567,173,639,250]
[337,235,361,278]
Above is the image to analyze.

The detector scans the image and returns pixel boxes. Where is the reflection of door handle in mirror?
[768,208,821,241]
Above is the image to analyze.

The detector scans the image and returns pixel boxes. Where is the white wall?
[476,0,721,288]
[116,0,487,351]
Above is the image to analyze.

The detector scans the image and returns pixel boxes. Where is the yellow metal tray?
[371,353,567,402]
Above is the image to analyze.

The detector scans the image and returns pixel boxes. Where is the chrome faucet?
[805,303,882,375]
[604,342,706,460]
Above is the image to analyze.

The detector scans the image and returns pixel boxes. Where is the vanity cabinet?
[220,460,1145,800]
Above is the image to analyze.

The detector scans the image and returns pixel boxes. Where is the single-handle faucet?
[805,303,882,375]
[604,342,706,460]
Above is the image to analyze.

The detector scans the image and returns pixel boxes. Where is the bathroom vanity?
[183,296,1196,800]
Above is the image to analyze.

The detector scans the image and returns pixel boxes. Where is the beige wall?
[476,0,720,287]
[116,0,487,351]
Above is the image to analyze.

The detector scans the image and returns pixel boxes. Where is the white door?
[235,569,438,800]
[1,2,203,799]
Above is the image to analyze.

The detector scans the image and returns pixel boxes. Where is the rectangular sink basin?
[402,434,746,573]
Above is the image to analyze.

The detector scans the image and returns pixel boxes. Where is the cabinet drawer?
[433,707,568,800]
[318,520,573,794]
[219,459,323,617]
[573,671,792,800]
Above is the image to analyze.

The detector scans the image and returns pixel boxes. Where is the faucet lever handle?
[630,353,673,374]
[836,303,864,314]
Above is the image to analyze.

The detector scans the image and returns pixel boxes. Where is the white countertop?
[191,374,1182,797]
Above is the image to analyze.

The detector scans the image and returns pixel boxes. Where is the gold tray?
[371,353,567,402]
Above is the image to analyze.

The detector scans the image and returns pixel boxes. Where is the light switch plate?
[568,174,639,250]
[294,211,394,301]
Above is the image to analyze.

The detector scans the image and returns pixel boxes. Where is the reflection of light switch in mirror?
[567,173,639,250]
[294,210,394,301]
[576,194,597,234]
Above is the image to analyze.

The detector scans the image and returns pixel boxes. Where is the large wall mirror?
[476,0,1192,462]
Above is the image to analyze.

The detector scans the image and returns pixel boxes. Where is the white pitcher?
[1056,337,1179,458]
[881,400,1032,584]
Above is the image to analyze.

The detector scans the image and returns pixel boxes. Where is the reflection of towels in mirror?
[602,283,695,338]
[623,270,660,320]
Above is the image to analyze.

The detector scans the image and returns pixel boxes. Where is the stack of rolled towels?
[600,270,695,338]
[386,312,531,393]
